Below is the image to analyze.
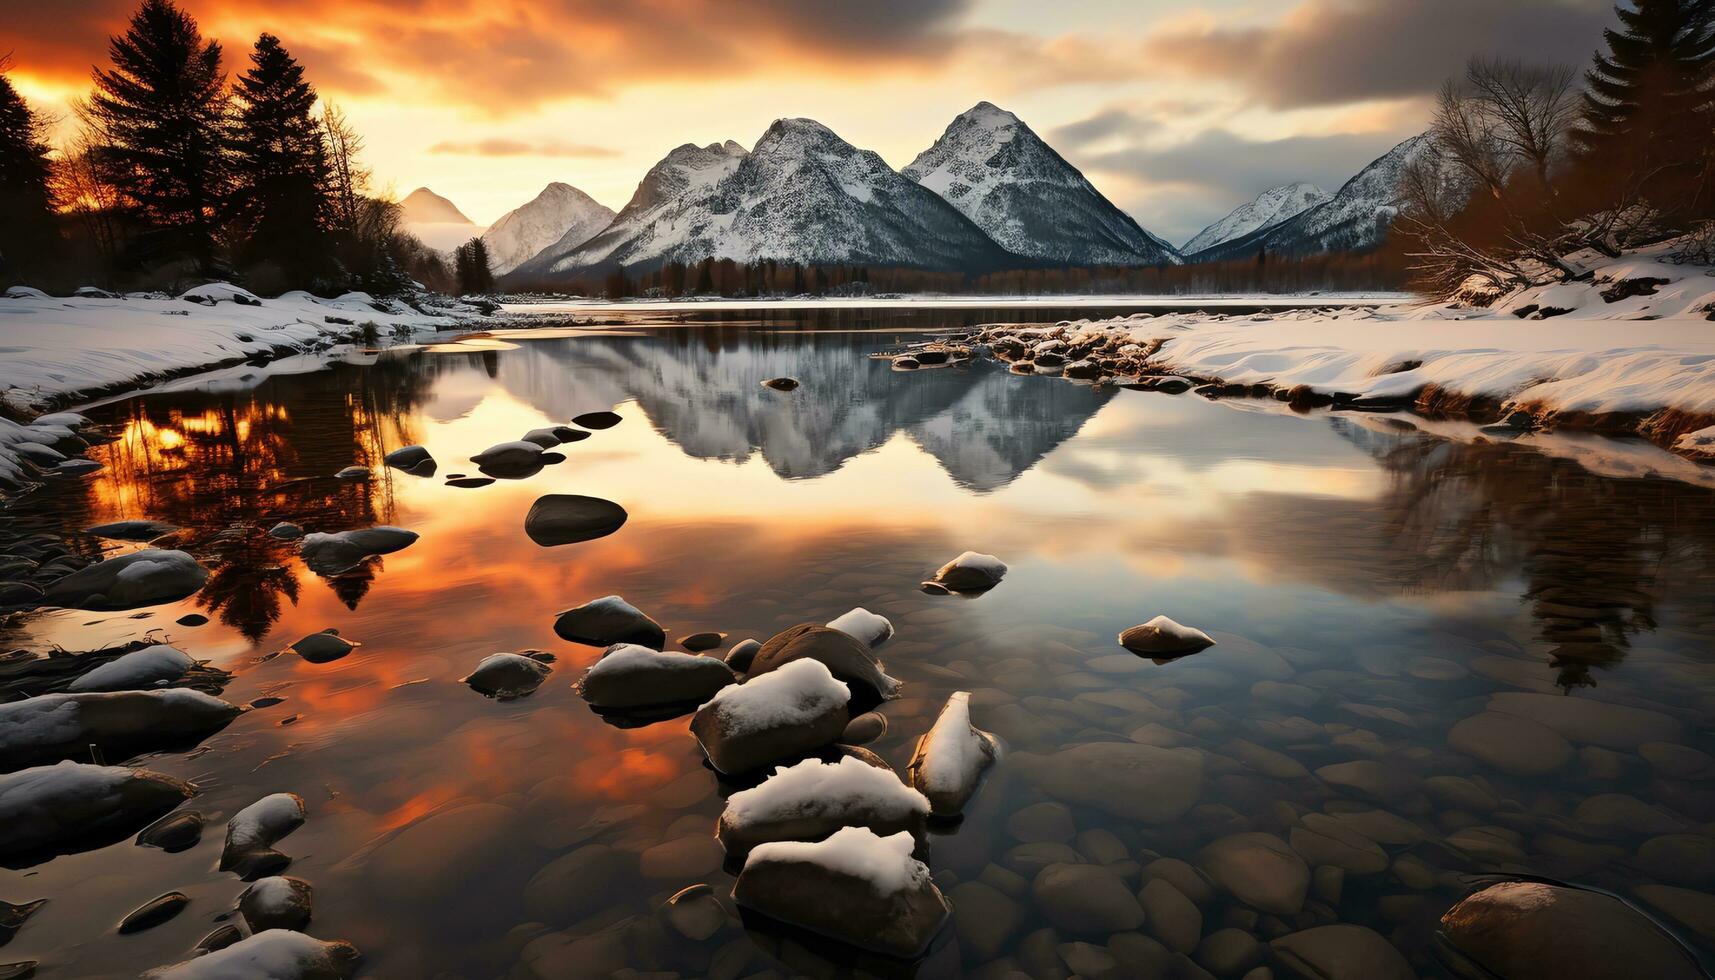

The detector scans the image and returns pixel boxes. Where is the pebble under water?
[3,319,1715,979]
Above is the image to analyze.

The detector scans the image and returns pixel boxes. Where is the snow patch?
[699,658,850,738]
[743,825,928,895]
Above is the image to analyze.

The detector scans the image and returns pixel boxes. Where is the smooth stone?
[1641,742,1715,780]
[1269,924,1412,980]
[1119,616,1216,657]
[268,522,303,540]
[0,690,242,770]
[1030,863,1146,934]
[175,613,207,626]
[1440,881,1703,980]
[1447,712,1571,776]
[142,930,361,979]
[571,411,622,430]
[1313,761,1419,804]
[383,445,433,470]
[949,881,1023,960]
[907,691,1000,817]
[1572,793,1685,837]
[194,924,244,953]
[1638,834,1715,886]
[462,652,552,699]
[297,527,417,576]
[761,378,800,391]
[931,551,1007,592]
[680,631,726,652]
[136,810,202,852]
[553,595,665,649]
[42,550,209,610]
[840,711,888,746]
[0,762,193,863]
[289,631,358,664]
[1196,833,1309,915]
[85,519,178,542]
[663,884,727,941]
[1635,884,1715,947]
[118,891,189,933]
[724,638,762,673]
[67,643,194,692]
[715,756,928,857]
[221,793,306,879]
[1016,742,1203,823]
[470,440,543,469]
[1486,692,1682,748]
[639,835,723,878]
[523,844,629,924]
[1196,928,1263,977]
[520,428,564,448]
[1140,877,1202,953]
[749,623,901,702]
[690,659,850,774]
[825,607,893,649]
[1008,802,1075,844]
[579,644,736,710]
[1145,857,1217,908]
[239,876,313,932]
[524,495,628,547]
[1289,815,1388,875]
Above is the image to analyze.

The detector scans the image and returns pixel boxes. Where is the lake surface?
[5,317,1715,979]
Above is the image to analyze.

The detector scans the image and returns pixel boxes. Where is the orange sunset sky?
[2,0,1617,242]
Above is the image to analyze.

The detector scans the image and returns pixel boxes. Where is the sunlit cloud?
[428,139,621,159]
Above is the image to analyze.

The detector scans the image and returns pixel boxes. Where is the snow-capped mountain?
[482,183,615,275]
[904,102,1180,266]
[514,119,1010,280]
[1191,135,1432,263]
[1181,182,1329,256]
[400,187,484,254]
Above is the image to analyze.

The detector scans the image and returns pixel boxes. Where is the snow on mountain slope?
[401,187,484,254]
[1181,182,1329,255]
[904,102,1180,267]
[517,119,1011,280]
[483,183,615,275]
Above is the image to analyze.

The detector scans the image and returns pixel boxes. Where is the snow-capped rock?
[483,182,615,275]
[142,929,361,979]
[0,761,194,862]
[718,756,929,856]
[906,691,999,817]
[1181,182,1329,256]
[905,102,1179,267]
[0,690,243,770]
[521,118,1010,279]
[221,792,306,877]
[67,644,196,692]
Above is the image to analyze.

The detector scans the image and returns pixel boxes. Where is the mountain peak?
[400,187,473,225]
[484,182,615,275]
[955,101,1020,129]
[1181,182,1330,255]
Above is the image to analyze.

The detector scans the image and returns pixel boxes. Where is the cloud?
[1141,0,1614,108]
[429,138,620,158]
[1091,126,1413,197]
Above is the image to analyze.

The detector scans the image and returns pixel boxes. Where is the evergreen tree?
[232,33,331,288]
[0,62,60,281]
[84,0,232,273]
[1575,0,1715,215]
[453,236,495,294]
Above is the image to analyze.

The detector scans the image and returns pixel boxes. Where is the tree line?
[1397,0,1715,297]
[0,0,460,295]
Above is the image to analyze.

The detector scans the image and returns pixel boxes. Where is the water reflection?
[4,323,1715,978]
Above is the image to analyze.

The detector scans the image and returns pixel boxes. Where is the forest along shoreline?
[876,244,1715,466]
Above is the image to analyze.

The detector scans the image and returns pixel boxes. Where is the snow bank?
[743,826,927,894]
[699,658,851,738]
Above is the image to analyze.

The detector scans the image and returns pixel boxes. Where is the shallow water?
[5,319,1715,979]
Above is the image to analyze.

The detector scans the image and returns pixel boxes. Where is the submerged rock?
[289,631,358,664]
[552,595,665,649]
[1271,924,1413,980]
[1031,863,1146,934]
[136,809,203,852]
[67,644,195,692]
[523,495,628,547]
[717,756,929,856]
[298,526,418,576]
[572,411,622,430]
[1016,742,1203,823]
[462,653,552,699]
[826,607,893,649]
[578,644,735,710]
[221,793,306,879]
[691,659,851,774]
[240,876,314,932]
[930,551,1007,592]
[1197,832,1309,916]
[1118,616,1216,657]
[0,762,194,864]
[906,691,999,818]
[664,883,727,940]
[841,711,887,746]
[748,624,901,703]
[84,519,178,542]
[733,826,949,958]
[1439,880,1704,980]
[43,550,209,610]
[119,891,190,934]
[0,690,242,770]
[142,929,361,979]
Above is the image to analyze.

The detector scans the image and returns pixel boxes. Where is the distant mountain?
[1189,135,1432,263]
[903,102,1180,267]
[1181,182,1329,255]
[400,187,484,254]
[483,183,615,275]
[512,119,1011,281]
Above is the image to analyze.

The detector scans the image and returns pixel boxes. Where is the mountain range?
[416,107,1431,285]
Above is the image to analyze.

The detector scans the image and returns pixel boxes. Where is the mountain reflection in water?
[4,322,1715,979]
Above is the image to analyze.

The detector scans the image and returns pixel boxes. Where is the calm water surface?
[6,318,1715,978]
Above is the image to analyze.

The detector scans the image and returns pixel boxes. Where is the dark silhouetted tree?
[0,59,61,282]
[454,236,495,294]
[232,33,331,289]
[83,0,232,274]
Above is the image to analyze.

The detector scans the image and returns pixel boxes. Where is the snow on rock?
[67,643,196,692]
[691,658,851,774]
[298,526,418,576]
[222,792,307,878]
[142,929,362,979]
[718,756,929,856]
[1677,425,1715,460]
[484,182,616,275]
[734,826,950,958]
[577,643,735,710]
[41,549,209,610]
[0,761,195,863]
[906,691,999,817]
[0,689,242,770]
[826,607,893,649]
[1182,182,1329,256]
[553,595,666,649]
[462,652,552,700]
[931,551,1007,592]
[239,875,314,932]
[1118,616,1216,658]
[747,624,902,703]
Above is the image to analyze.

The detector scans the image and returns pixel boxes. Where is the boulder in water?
[1196,832,1309,915]
[67,644,194,692]
[289,631,358,664]
[298,526,417,575]
[762,378,800,392]
[520,428,564,448]
[470,440,543,469]
[826,607,893,649]
[524,495,628,547]
[142,929,361,979]
[1271,924,1414,980]
[85,519,178,542]
[119,891,190,933]
[1015,741,1203,824]
[42,550,209,610]
[462,652,552,699]
[136,809,203,851]
[221,792,306,879]
[725,638,762,673]
[1437,880,1704,980]
[748,624,901,703]
[907,691,999,818]
[240,876,314,932]
[383,445,433,471]
[691,659,851,774]
[578,644,735,710]
[733,826,949,958]
[930,551,1007,592]
[552,595,665,649]
[1119,616,1216,657]
[717,756,929,856]
[0,690,242,770]
[572,411,621,430]
[0,762,194,864]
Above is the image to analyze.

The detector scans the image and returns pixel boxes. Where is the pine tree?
[453,236,494,294]
[84,0,232,273]
[1575,0,1715,215]
[0,62,61,282]
[232,33,331,288]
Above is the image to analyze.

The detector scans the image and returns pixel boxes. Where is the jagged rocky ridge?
[482,183,615,275]
[1181,182,1329,256]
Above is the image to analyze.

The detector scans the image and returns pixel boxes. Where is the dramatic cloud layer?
[429,139,620,159]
